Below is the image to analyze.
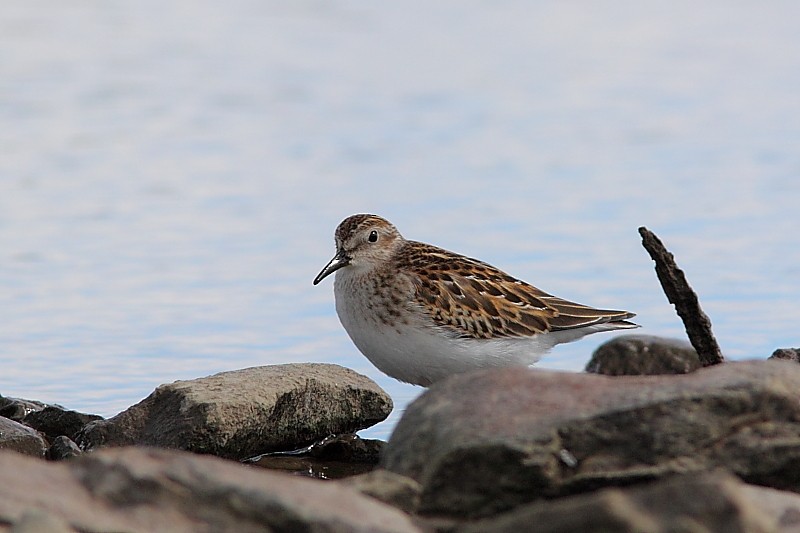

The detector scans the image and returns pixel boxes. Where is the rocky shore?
[2,340,800,532]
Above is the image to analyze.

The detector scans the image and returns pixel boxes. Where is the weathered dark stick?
[639,227,725,366]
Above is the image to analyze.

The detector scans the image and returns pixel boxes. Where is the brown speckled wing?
[398,241,636,339]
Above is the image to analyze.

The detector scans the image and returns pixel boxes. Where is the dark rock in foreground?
[459,471,800,533]
[0,446,420,533]
[79,363,392,460]
[586,334,702,375]
[382,360,800,518]
[0,416,47,457]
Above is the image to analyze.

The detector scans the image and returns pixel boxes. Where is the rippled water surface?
[1,2,799,438]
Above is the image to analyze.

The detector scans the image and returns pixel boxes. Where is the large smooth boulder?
[382,360,800,518]
[79,363,392,460]
[0,446,420,533]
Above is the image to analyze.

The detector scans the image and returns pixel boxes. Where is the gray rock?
[0,416,47,457]
[47,436,83,461]
[0,446,420,533]
[770,348,800,363]
[382,360,800,518]
[23,406,103,441]
[0,395,48,422]
[78,363,392,460]
[459,471,799,533]
[586,334,702,375]
[341,469,422,515]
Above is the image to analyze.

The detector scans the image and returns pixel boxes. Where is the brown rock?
[78,363,392,460]
[0,446,421,533]
[586,334,702,375]
[460,471,798,533]
[0,416,47,457]
[770,348,800,363]
[382,360,800,518]
[341,469,422,514]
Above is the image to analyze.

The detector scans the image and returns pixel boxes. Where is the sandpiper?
[314,214,638,386]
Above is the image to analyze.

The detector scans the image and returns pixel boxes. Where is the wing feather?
[399,241,636,339]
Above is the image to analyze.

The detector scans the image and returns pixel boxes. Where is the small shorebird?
[314,214,638,386]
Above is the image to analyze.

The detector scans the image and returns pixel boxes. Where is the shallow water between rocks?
[1,2,799,440]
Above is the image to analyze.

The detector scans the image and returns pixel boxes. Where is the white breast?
[332,268,551,386]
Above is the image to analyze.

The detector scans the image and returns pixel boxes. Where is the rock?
[249,434,385,479]
[47,436,83,461]
[0,446,421,533]
[0,416,47,457]
[586,334,702,375]
[770,348,800,363]
[78,363,392,460]
[459,471,800,533]
[23,406,103,442]
[341,469,422,515]
[382,360,800,518]
[306,433,385,463]
[10,509,76,533]
[0,395,48,422]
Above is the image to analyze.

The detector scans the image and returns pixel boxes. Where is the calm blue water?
[1,2,799,439]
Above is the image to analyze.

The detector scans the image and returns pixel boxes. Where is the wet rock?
[0,446,420,533]
[0,416,47,457]
[306,433,385,463]
[0,395,47,422]
[770,348,800,363]
[249,434,384,479]
[23,406,103,442]
[47,436,83,461]
[78,363,392,460]
[459,471,800,533]
[382,360,800,518]
[586,334,702,375]
[341,469,422,515]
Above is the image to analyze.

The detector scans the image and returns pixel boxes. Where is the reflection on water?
[1,2,799,439]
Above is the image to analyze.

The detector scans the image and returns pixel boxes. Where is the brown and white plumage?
[314,214,638,386]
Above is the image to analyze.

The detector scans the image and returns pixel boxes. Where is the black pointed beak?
[313,249,350,285]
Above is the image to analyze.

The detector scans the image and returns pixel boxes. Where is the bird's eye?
[368,230,378,243]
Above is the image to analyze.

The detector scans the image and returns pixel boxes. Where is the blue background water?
[1,2,799,438]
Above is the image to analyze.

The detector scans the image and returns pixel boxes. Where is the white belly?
[333,270,551,386]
